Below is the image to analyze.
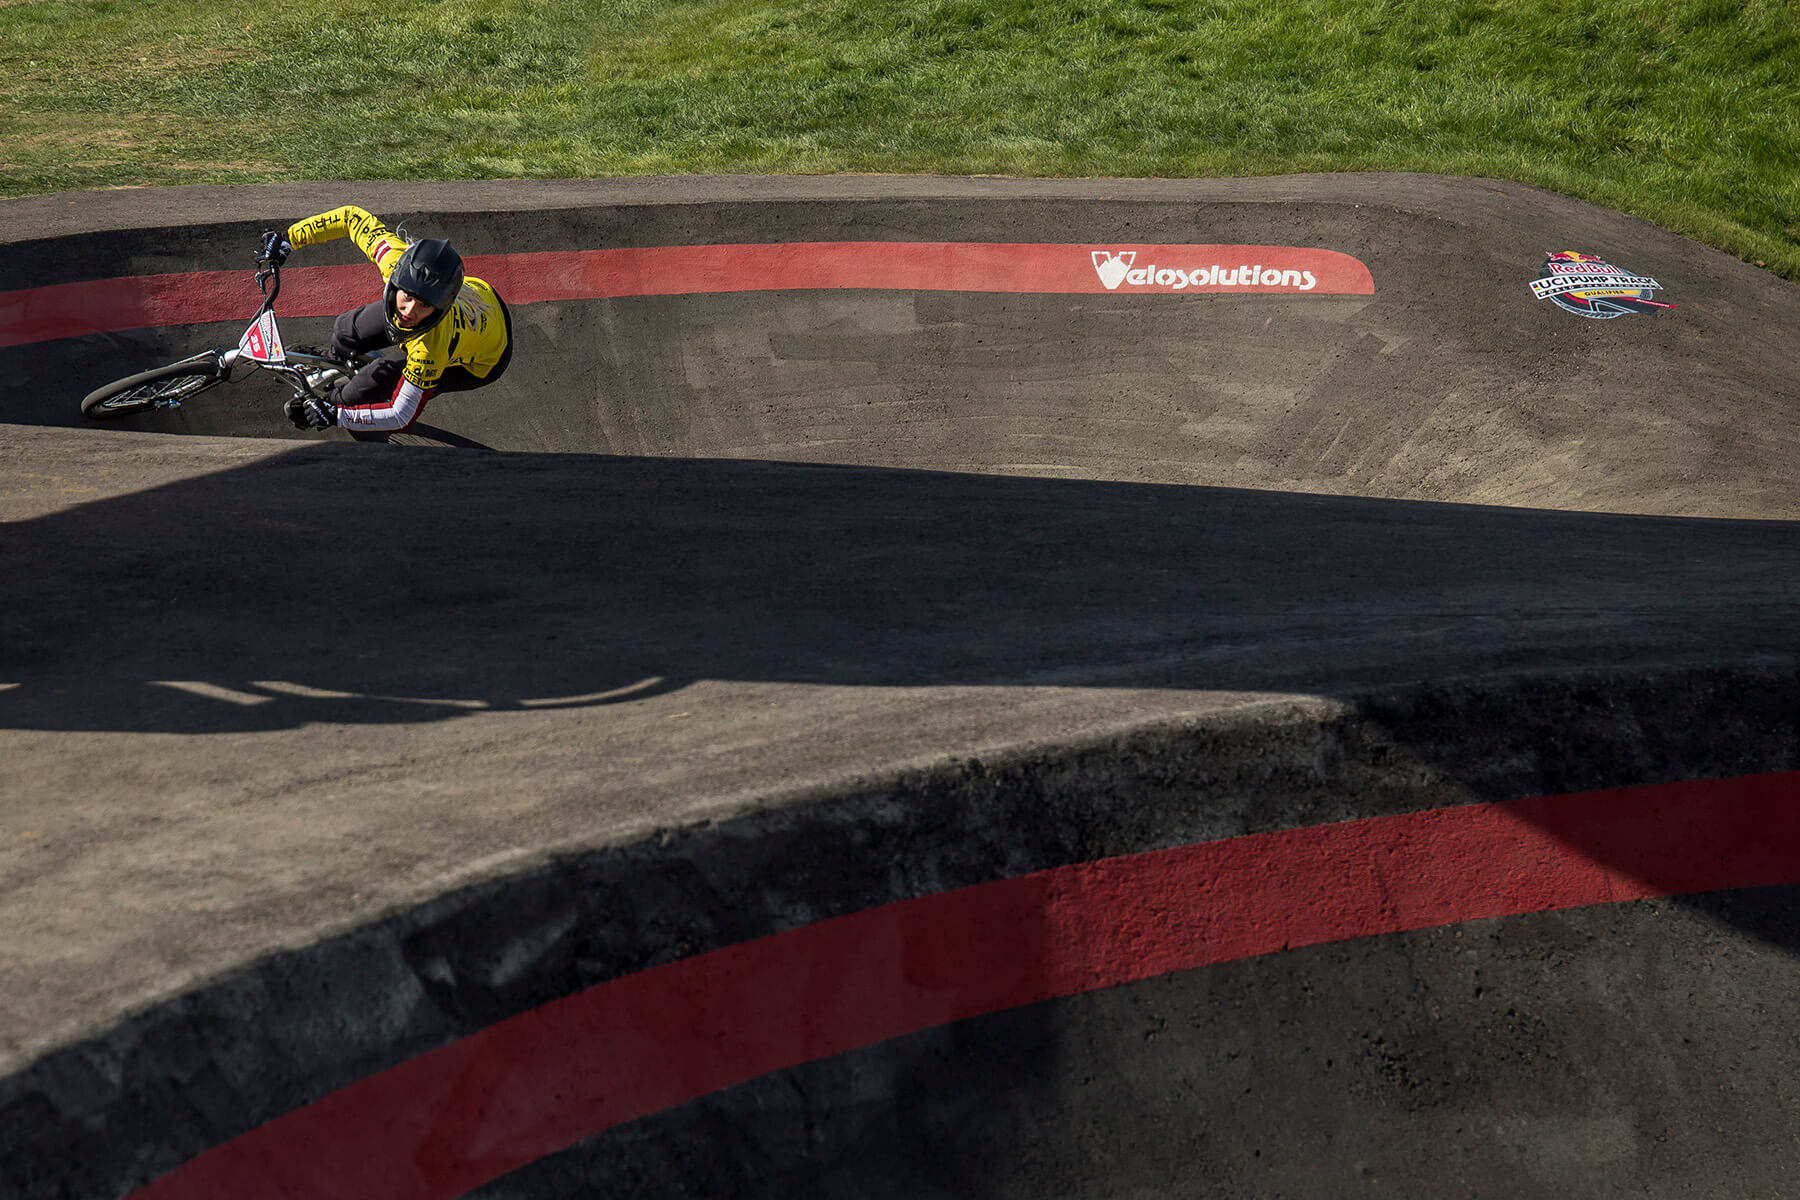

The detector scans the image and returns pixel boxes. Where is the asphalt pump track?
[2,175,1799,1199]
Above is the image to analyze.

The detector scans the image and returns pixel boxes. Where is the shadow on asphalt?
[4,442,1797,736]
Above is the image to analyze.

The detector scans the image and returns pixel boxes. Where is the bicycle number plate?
[239,310,286,362]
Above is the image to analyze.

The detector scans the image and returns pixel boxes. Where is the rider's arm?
[332,341,444,432]
[335,377,432,433]
[284,206,409,280]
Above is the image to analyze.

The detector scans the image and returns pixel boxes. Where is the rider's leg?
[335,355,406,408]
[285,353,404,432]
[330,302,396,361]
[431,365,493,395]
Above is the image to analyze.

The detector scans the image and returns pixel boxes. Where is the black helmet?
[383,237,465,340]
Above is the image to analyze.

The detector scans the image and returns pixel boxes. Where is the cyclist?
[258,205,512,433]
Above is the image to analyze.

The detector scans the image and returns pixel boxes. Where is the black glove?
[284,394,338,430]
[259,229,292,265]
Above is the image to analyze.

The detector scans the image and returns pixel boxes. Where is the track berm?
[2,175,1797,1198]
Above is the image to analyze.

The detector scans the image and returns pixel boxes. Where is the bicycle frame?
[140,262,343,398]
[214,259,353,399]
[81,256,371,420]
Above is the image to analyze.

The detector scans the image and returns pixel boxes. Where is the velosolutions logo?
[1091,250,1319,293]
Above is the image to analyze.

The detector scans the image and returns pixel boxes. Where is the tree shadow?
[4,443,1797,735]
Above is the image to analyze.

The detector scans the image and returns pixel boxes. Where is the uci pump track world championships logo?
[1529,250,1675,319]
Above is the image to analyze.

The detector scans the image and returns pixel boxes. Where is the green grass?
[0,0,588,186]
[3,0,1798,275]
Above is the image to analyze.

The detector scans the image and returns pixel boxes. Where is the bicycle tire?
[80,358,225,419]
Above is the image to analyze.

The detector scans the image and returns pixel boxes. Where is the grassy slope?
[0,0,1796,275]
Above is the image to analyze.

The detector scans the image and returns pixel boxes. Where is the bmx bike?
[80,239,372,421]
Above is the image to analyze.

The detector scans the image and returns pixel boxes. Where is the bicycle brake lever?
[253,261,282,314]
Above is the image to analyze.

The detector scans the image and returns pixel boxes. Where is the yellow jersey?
[285,205,508,390]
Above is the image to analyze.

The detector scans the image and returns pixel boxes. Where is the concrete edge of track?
[1,171,1586,240]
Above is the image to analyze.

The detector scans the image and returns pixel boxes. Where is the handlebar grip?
[257,229,292,266]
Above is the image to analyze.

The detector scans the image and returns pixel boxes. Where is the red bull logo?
[237,309,285,362]
[1530,250,1675,318]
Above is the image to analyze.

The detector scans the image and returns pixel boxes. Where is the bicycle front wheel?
[80,358,225,419]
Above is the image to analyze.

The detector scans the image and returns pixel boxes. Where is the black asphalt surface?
[2,175,1797,1199]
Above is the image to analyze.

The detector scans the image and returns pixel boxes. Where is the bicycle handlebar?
[253,227,292,313]
[253,257,282,315]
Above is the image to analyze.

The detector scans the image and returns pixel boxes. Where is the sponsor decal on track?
[1530,250,1675,319]
[1090,249,1320,292]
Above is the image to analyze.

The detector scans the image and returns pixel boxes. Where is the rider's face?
[393,289,437,327]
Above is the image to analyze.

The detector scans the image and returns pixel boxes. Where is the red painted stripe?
[125,770,1800,1200]
[0,244,1372,348]
[0,265,373,348]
